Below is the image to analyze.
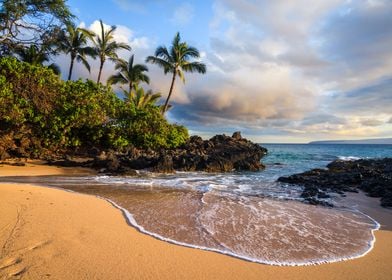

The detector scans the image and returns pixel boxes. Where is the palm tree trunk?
[68,56,75,81]
[162,71,176,114]
[97,60,104,84]
[129,81,133,95]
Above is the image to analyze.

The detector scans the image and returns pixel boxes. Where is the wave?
[338,156,362,161]
[0,174,381,266]
[101,193,380,266]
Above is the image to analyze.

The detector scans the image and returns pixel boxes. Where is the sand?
[1,165,392,279]
[0,161,95,177]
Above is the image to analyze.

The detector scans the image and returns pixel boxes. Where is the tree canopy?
[146,32,206,114]
[108,54,150,94]
[0,0,73,55]
[0,2,209,159]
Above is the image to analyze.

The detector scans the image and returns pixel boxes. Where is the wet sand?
[1,164,392,279]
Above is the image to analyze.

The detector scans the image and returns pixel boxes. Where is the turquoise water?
[262,144,392,179]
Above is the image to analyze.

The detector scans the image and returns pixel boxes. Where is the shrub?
[0,57,188,158]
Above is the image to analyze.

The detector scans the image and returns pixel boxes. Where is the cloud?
[55,1,392,141]
[360,119,384,127]
[167,0,392,140]
[169,0,330,130]
[170,3,195,26]
[55,20,151,84]
[315,0,392,91]
[327,77,392,116]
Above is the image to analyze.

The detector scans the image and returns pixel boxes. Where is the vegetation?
[14,44,61,74]
[108,54,150,94]
[91,19,131,84]
[0,0,73,56]
[146,32,206,114]
[0,1,206,159]
[0,57,188,158]
[125,85,161,109]
[57,23,96,80]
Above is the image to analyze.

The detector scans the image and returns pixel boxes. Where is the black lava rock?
[278,158,392,207]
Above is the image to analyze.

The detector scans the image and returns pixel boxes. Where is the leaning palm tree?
[15,44,61,74]
[108,54,149,94]
[57,23,96,80]
[124,85,161,109]
[146,32,206,114]
[91,19,131,84]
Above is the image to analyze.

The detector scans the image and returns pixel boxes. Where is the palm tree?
[124,85,161,109]
[15,44,61,74]
[108,54,149,94]
[57,23,96,80]
[146,32,206,114]
[91,19,131,84]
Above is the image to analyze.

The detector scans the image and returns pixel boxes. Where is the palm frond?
[182,46,200,59]
[177,69,185,83]
[172,32,181,48]
[108,72,128,85]
[77,54,91,73]
[155,46,172,62]
[146,56,174,73]
[181,61,207,74]
[48,63,61,75]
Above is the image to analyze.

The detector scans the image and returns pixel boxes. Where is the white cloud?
[55,20,152,84]
[54,1,392,141]
[169,0,392,140]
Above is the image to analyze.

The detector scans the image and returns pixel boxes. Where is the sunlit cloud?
[55,1,392,141]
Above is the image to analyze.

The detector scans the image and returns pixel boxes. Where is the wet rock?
[46,133,267,175]
[278,158,392,207]
[100,133,266,173]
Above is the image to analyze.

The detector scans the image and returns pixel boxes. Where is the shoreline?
[1,164,392,279]
[101,194,382,267]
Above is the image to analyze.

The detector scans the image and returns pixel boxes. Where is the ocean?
[1,144,392,265]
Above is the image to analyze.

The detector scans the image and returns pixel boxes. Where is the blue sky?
[58,0,392,143]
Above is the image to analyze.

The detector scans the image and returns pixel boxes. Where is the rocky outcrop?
[170,133,267,172]
[50,132,267,175]
[278,158,392,207]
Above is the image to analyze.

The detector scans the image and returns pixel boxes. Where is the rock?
[153,153,174,173]
[171,133,267,172]
[88,147,100,157]
[278,158,392,207]
[46,132,268,175]
[232,131,242,140]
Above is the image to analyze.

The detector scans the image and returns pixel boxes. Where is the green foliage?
[57,23,96,80]
[91,19,131,83]
[15,44,61,75]
[116,105,188,149]
[125,85,161,109]
[108,54,150,93]
[146,32,207,113]
[0,57,188,157]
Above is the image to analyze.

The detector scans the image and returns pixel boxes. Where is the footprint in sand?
[7,265,27,278]
[0,257,26,279]
[26,240,51,251]
[0,257,22,270]
[0,240,51,279]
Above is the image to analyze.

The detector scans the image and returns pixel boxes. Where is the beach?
[0,163,391,279]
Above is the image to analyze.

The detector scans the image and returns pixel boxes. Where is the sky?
[57,0,392,143]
